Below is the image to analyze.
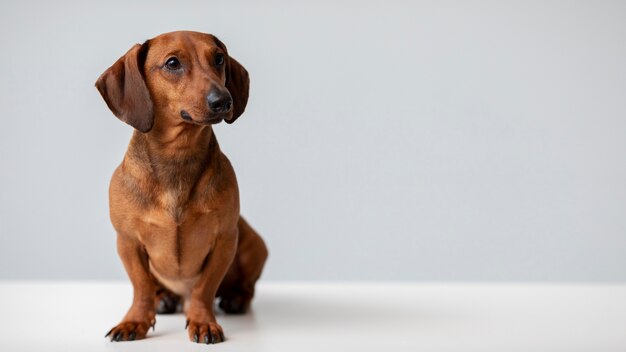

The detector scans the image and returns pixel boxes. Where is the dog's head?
[95,31,249,133]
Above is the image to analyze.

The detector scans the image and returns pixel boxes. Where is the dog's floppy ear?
[95,42,154,133]
[225,57,250,124]
[215,38,250,124]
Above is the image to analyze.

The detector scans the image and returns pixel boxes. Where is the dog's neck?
[143,117,216,156]
[126,119,220,194]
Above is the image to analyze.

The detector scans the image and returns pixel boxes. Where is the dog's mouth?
[180,110,224,125]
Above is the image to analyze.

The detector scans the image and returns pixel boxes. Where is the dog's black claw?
[194,333,199,343]
[128,332,136,341]
[113,332,122,342]
[219,330,225,342]
[208,329,215,344]
[105,328,114,338]
[204,334,209,344]
[185,319,189,329]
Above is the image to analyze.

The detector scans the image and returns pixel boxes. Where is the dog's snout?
[206,90,233,114]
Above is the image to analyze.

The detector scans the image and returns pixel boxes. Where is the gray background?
[1,0,625,281]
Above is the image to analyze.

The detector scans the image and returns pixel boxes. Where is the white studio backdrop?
[0,0,625,281]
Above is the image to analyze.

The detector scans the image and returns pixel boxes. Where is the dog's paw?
[105,321,153,342]
[155,290,181,314]
[186,319,225,344]
[219,295,250,314]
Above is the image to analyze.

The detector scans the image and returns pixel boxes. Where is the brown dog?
[95,31,268,344]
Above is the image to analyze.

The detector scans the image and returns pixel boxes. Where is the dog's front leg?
[186,231,237,344]
[105,232,157,341]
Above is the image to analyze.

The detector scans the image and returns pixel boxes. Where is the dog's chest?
[138,195,220,279]
[158,188,185,222]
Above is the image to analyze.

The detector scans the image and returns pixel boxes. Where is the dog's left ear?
[215,38,250,124]
[95,42,154,133]
[225,57,250,124]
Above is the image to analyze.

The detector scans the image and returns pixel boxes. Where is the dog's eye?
[215,53,225,66]
[165,57,182,71]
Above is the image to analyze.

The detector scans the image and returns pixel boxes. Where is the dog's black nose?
[206,90,233,114]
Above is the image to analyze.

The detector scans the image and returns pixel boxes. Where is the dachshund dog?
[95,31,268,344]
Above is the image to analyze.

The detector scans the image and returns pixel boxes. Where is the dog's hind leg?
[217,217,268,314]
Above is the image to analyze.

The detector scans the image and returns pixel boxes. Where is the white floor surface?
[0,282,624,352]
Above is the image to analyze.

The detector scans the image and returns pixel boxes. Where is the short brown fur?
[96,31,268,344]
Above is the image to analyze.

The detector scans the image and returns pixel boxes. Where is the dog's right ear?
[95,42,154,133]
